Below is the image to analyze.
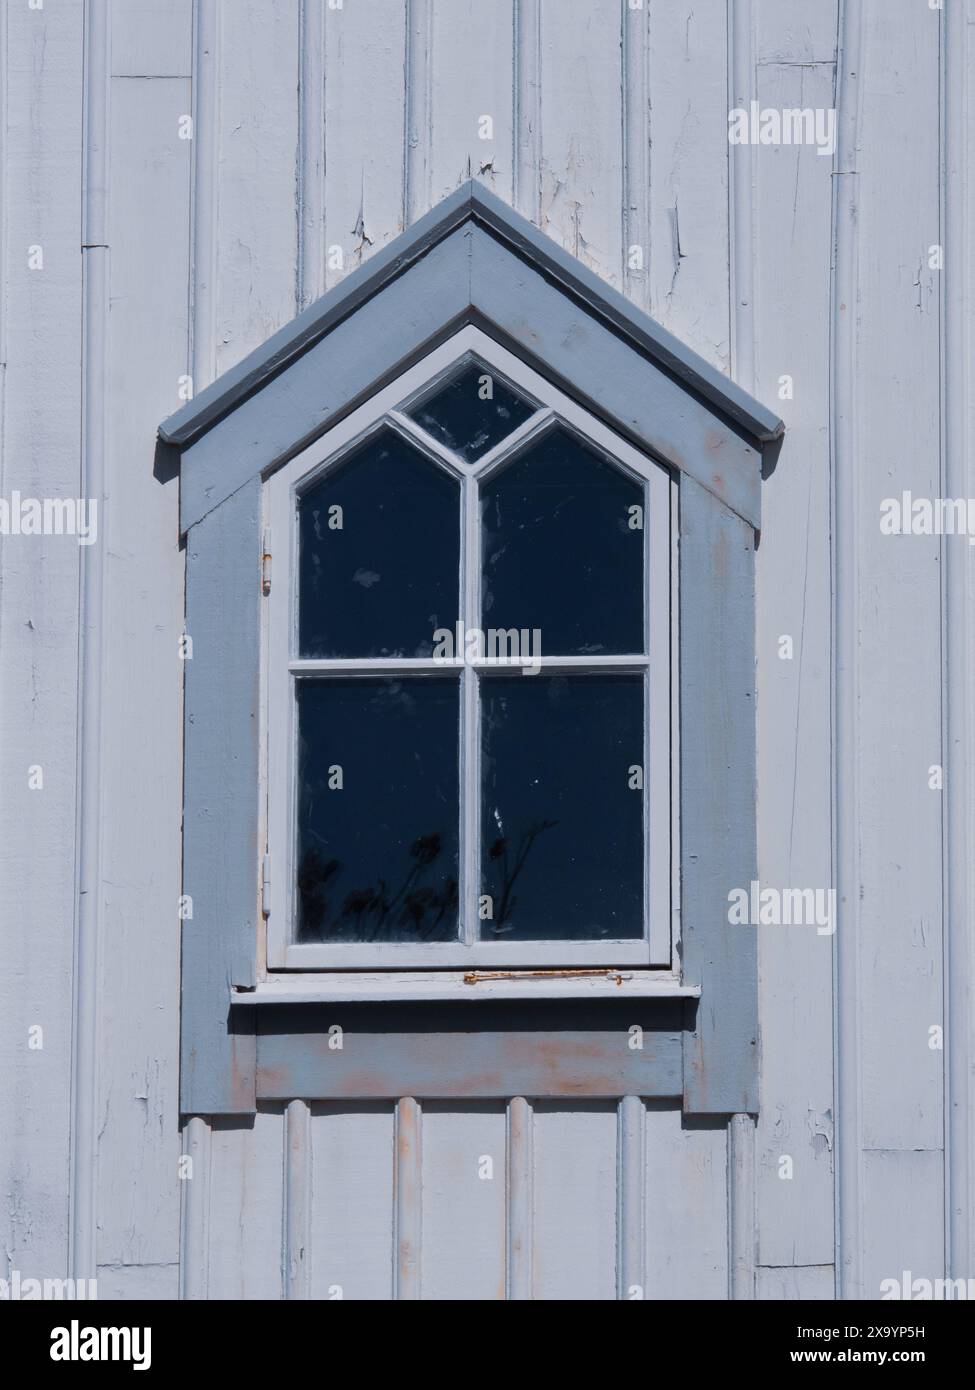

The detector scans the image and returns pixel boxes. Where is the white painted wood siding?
[0,0,970,1299]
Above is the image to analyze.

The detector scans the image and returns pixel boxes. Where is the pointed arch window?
[163,182,782,1116]
[265,329,675,969]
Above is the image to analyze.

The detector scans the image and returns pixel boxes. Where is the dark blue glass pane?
[299,431,459,658]
[480,673,644,941]
[296,677,460,943]
[481,429,644,655]
[406,361,535,463]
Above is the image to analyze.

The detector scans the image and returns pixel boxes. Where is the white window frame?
[264,326,676,972]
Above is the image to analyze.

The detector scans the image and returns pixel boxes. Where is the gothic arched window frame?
[160,182,784,1119]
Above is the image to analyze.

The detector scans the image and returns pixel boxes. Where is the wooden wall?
[0,0,970,1299]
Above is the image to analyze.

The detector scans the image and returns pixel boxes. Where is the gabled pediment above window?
[160,180,783,536]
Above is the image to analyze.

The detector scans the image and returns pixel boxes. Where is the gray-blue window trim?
[168,184,782,1118]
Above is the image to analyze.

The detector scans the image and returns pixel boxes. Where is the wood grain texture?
[756,1264,834,1301]
[181,480,261,1114]
[505,1096,533,1299]
[178,226,472,529]
[214,0,299,373]
[854,0,944,1162]
[256,1003,684,1101]
[394,1097,422,1298]
[643,1104,728,1300]
[943,0,975,1286]
[616,1095,646,1299]
[110,0,192,76]
[323,0,408,286]
[532,1103,617,1300]
[750,5,837,1271]
[429,0,513,206]
[538,0,623,286]
[308,1104,395,1301]
[0,0,84,1283]
[860,1150,945,1300]
[297,0,326,309]
[831,0,866,1302]
[177,210,774,530]
[164,179,783,451]
[512,0,541,221]
[95,58,189,1278]
[283,1100,312,1298]
[680,476,758,1114]
[205,1109,284,1298]
[420,1103,507,1300]
[0,0,963,1302]
[405,0,434,225]
[179,1118,211,1299]
[648,0,729,366]
[470,226,765,527]
[728,1112,756,1298]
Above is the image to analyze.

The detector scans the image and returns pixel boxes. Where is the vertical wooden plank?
[756,1264,834,1300]
[207,1109,284,1299]
[429,0,514,206]
[616,1095,646,1299]
[0,0,84,1282]
[284,1100,312,1298]
[323,0,407,284]
[179,1117,211,1299]
[648,0,730,364]
[850,4,945,1301]
[214,0,299,372]
[95,37,192,1288]
[297,0,326,308]
[110,0,192,76]
[728,0,756,390]
[943,0,975,1287]
[855,0,944,1156]
[308,1104,395,1301]
[96,1264,180,1300]
[680,474,758,1114]
[643,1104,728,1300]
[538,0,623,283]
[728,1112,756,1299]
[506,1095,533,1300]
[394,1096,422,1299]
[751,13,837,1272]
[835,0,946,1296]
[621,0,650,309]
[420,1104,507,1300]
[181,479,260,1114]
[191,0,218,390]
[72,0,110,1286]
[512,0,541,221]
[404,0,433,226]
[860,1151,944,1299]
[831,0,865,1302]
[532,1103,617,1300]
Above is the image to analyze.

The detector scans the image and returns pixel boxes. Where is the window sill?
[232,970,700,1006]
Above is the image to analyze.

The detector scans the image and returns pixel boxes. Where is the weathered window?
[266,334,674,970]
[163,182,781,1117]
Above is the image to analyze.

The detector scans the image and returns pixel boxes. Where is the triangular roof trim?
[162,182,784,534]
[162,180,782,450]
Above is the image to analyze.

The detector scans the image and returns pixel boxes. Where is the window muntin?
[266,330,674,971]
[404,356,536,463]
